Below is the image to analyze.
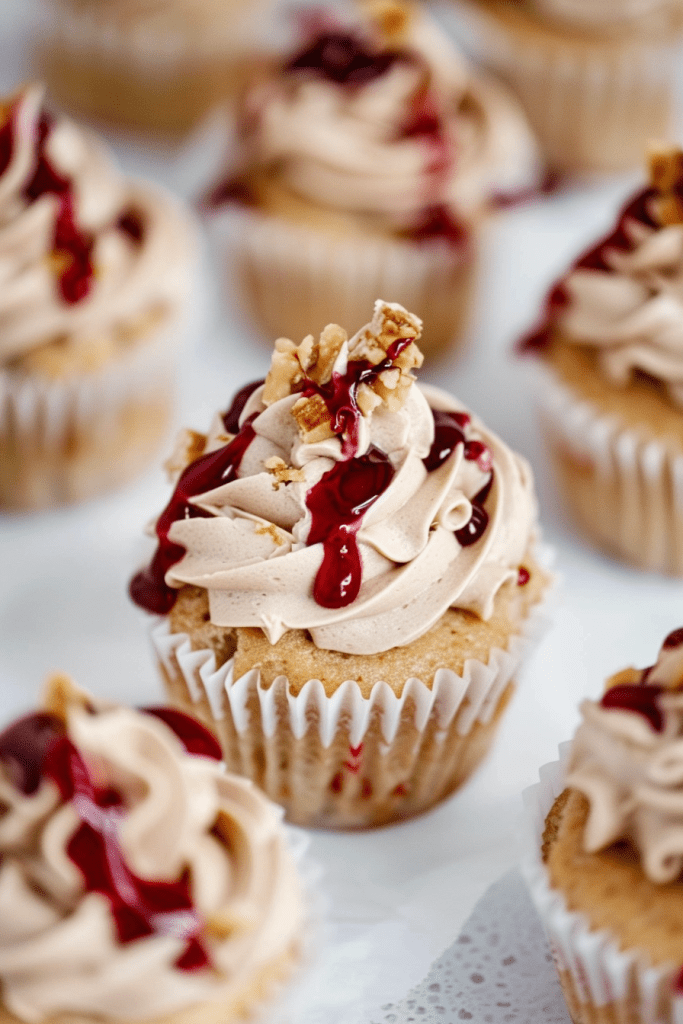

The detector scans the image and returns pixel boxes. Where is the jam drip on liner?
[0,99,143,306]
[0,708,222,971]
[130,358,496,614]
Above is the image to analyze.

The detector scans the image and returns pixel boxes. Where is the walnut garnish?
[43,674,92,724]
[603,666,642,693]
[263,324,348,407]
[254,522,287,546]
[264,456,305,488]
[348,300,424,412]
[649,143,683,226]
[163,428,208,484]
[362,0,412,44]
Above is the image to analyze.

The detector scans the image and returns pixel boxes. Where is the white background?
[0,3,682,1021]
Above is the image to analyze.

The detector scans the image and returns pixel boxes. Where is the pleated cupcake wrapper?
[537,363,683,574]
[149,567,553,827]
[521,750,683,1023]
[40,2,264,66]
[214,207,477,357]
[445,1,682,172]
[0,323,179,509]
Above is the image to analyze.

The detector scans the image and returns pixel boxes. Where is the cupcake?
[0,674,305,1024]
[130,299,550,828]
[447,0,683,173]
[523,627,683,1023]
[520,144,683,575]
[205,0,542,359]
[0,84,193,511]
[38,0,272,137]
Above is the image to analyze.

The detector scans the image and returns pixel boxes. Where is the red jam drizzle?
[142,707,222,761]
[306,447,394,608]
[221,378,264,434]
[520,186,659,353]
[0,711,213,971]
[130,383,263,614]
[517,566,530,586]
[674,965,683,994]
[600,684,665,733]
[663,626,683,650]
[284,30,403,86]
[423,408,493,548]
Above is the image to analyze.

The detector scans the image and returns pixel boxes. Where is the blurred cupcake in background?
[0,85,194,511]
[37,0,273,137]
[520,144,683,575]
[446,0,683,173]
[204,0,543,360]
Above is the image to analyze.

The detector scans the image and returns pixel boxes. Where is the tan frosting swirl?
[0,687,303,1022]
[0,85,190,367]
[233,4,541,231]
[556,205,683,407]
[567,631,683,883]
[163,301,538,655]
[531,0,683,29]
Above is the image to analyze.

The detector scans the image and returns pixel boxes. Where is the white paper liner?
[151,579,551,748]
[537,362,683,574]
[0,319,180,509]
[521,749,683,1022]
[439,0,683,172]
[213,206,477,358]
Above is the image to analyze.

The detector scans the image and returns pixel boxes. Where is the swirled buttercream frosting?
[566,627,683,883]
[130,300,538,655]
[207,1,541,240]
[522,146,683,408]
[0,676,303,1023]
[0,84,190,368]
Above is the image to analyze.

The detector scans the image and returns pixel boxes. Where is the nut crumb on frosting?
[648,143,683,226]
[263,301,424,443]
[264,455,306,488]
[164,428,208,483]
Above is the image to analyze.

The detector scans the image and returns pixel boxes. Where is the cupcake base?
[449,0,683,173]
[150,554,550,829]
[537,345,683,575]
[222,208,478,360]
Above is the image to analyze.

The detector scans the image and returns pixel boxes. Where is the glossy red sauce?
[600,683,664,733]
[0,707,225,971]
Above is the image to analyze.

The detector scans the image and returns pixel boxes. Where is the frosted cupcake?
[0,85,193,511]
[205,0,542,359]
[449,0,683,172]
[521,144,683,575]
[523,627,683,1023]
[38,0,272,137]
[131,300,550,828]
[0,674,305,1024]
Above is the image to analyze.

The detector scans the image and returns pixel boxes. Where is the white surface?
[1,5,683,1023]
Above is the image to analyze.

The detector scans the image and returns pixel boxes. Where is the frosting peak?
[0,677,303,1022]
[567,627,683,883]
[131,301,538,654]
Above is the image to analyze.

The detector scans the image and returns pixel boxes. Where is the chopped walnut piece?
[263,325,348,407]
[348,300,424,412]
[43,674,92,724]
[264,455,305,488]
[292,393,335,443]
[603,666,644,692]
[254,522,287,546]
[163,428,208,483]
[649,143,683,226]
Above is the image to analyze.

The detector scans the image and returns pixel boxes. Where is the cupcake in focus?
[521,144,683,575]
[448,0,683,173]
[0,85,193,511]
[0,674,305,1024]
[523,627,683,1023]
[131,299,550,828]
[38,0,272,137]
[205,0,542,359]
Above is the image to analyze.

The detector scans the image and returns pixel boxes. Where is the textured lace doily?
[370,870,570,1024]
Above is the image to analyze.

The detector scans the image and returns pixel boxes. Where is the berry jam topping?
[674,964,683,994]
[0,712,64,795]
[302,336,415,458]
[43,733,210,970]
[284,30,403,86]
[306,446,394,608]
[423,408,493,549]
[519,187,659,354]
[663,627,683,650]
[221,378,264,434]
[407,204,468,250]
[0,710,212,970]
[517,566,530,586]
[600,684,665,733]
[117,209,144,243]
[142,707,222,761]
